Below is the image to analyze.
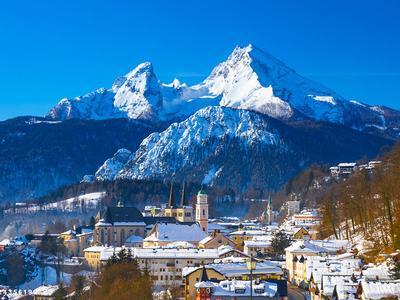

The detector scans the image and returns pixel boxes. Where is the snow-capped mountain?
[94,148,132,181]
[47,44,400,138]
[93,106,392,190]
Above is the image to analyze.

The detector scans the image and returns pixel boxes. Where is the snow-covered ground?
[4,192,106,214]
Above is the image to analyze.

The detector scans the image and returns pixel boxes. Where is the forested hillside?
[319,144,400,252]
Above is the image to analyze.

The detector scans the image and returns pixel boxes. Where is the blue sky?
[0,0,399,120]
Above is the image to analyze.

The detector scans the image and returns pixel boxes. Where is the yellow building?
[293,227,310,240]
[229,229,266,251]
[83,246,106,270]
[184,266,225,299]
[60,227,93,257]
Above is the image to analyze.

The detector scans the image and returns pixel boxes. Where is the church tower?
[267,195,273,225]
[164,181,177,218]
[196,187,208,233]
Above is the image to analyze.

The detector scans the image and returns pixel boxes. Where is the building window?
[100,229,105,244]
[120,229,125,244]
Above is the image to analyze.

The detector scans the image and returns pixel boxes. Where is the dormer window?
[255,288,264,294]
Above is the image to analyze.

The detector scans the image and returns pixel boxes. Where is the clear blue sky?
[1,0,399,120]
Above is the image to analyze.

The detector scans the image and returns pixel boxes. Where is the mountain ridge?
[92,106,393,192]
[46,44,400,140]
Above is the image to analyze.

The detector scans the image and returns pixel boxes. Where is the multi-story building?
[99,247,220,287]
[293,210,320,225]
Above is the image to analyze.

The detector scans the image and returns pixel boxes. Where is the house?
[293,227,310,240]
[229,230,267,251]
[83,246,108,270]
[293,210,320,225]
[244,238,272,257]
[60,226,93,257]
[338,162,357,174]
[143,222,207,248]
[33,285,59,300]
[199,230,235,249]
[183,261,284,299]
[216,245,251,261]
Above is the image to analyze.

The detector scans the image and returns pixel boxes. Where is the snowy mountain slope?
[94,148,132,181]
[47,44,400,139]
[94,106,392,191]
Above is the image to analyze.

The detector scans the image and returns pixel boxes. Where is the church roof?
[143,216,177,225]
[102,206,145,225]
[200,265,210,282]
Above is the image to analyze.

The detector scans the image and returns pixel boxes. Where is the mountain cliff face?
[94,106,392,191]
[47,44,400,139]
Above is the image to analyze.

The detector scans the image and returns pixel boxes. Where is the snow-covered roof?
[305,256,361,283]
[165,241,196,249]
[338,162,357,167]
[33,285,59,296]
[310,240,351,252]
[361,281,400,299]
[0,239,11,246]
[144,222,207,242]
[285,240,330,254]
[83,246,108,253]
[195,280,278,297]
[229,230,266,236]
[125,235,143,243]
[61,229,76,235]
[199,235,213,245]
[244,240,272,248]
[363,266,392,281]
[98,247,220,261]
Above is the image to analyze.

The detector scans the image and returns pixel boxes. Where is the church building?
[93,200,147,247]
[164,182,194,222]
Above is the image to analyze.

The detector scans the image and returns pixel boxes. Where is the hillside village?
[1,172,399,300]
